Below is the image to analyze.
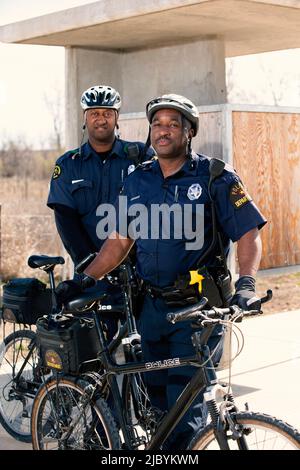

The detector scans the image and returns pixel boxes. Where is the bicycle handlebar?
[75,252,97,274]
[167,289,273,325]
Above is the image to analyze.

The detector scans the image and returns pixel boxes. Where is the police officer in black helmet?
[48,85,154,339]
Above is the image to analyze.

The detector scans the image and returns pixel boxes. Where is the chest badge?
[128,164,136,175]
[187,183,202,200]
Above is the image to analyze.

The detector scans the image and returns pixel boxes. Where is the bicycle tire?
[31,376,121,450]
[188,411,300,450]
[0,329,41,442]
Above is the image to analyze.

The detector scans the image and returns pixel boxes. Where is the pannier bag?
[1,278,52,325]
[36,314,101,375]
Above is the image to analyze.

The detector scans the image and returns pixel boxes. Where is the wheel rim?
[0,334,38,438]
[193,417,300,450]
[34,379,113,450]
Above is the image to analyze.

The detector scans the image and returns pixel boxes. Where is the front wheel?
[31,376,121,450]
[188,411,300,450]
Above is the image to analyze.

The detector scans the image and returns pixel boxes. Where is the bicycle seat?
[28,255,65,269]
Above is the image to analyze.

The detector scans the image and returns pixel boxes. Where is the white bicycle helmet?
[146,93,199,135]
[80,85,121,111]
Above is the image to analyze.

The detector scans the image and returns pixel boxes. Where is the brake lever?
[201,318,222,327]
[190,313,218,328]
[230,305,244,322]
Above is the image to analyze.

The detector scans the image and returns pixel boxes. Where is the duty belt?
[143,282,199,301]
[144,283,166,298]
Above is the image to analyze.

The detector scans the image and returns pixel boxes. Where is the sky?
[0,0,94,148]
[0,0,300,148]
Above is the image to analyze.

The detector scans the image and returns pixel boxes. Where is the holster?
[199,266,233,307]
[172,266,233,308]
[215,272,233,307]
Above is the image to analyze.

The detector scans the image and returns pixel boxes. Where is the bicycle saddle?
[28,255,65,269]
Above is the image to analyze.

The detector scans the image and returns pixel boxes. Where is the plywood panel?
[118,116,149,144]
[233,111,300,269]
[194,112,223,158]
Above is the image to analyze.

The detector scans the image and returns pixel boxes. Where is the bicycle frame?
[10,337,40,397]
[31,258,232,450]
[91,309,221,450]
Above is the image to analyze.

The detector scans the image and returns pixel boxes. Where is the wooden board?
[233,111,300,269]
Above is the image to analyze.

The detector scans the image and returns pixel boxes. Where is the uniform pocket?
[70,180,94,215]
[136,248,155,278]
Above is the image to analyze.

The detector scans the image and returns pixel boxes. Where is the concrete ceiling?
[0,0,300,57]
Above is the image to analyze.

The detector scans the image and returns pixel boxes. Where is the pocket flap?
[70,180,93,193]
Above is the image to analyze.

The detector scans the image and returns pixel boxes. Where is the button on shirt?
[117,152,266,288]
[48,139,152,249]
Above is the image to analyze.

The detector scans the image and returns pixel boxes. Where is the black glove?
[55,274,96,305]
[230,275,261,311]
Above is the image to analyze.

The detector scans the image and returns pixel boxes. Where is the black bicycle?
[0,256,60,442]
[0,254,141,444]
[30,286,300,450]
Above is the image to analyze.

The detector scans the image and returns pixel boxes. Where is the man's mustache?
[156,136,171,144]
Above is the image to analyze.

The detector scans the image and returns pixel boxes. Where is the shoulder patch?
[229,181,252,209]
[52,165,61,180]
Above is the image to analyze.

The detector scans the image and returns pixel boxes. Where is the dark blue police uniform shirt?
[47,139,153,249]
[117,152,267,288]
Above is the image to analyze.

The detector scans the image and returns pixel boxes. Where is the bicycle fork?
[204,383,250,450]
[200,343,249,450]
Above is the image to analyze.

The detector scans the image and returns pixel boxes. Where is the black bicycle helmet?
[80,85,121,111]
[146,93,199,135]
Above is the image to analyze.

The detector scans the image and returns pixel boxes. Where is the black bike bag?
[1,278,52,325]
[36,314,101,375]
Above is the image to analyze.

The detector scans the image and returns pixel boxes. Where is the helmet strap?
[186,137,193,162]
[78,116,87,157]
[141,127,151,160]
[115,122,120,139]
[114,110,120,139]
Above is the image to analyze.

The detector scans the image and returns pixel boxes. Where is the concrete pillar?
[65,47,79,149]
[65,38,226,148]
[65,47,122,148]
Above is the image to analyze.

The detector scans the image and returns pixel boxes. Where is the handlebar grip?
[75,253,97,274]
[242,309,262,317]
[261,289,273,304]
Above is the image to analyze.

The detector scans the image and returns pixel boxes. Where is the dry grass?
[256,271,300,315]
[0,177,72,281]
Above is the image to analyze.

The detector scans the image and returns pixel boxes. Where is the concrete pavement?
[1,308,300,450]
[218,308,300,431]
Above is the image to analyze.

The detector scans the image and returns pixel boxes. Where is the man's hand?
[55,274,96,305]
[230,275,261,311]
